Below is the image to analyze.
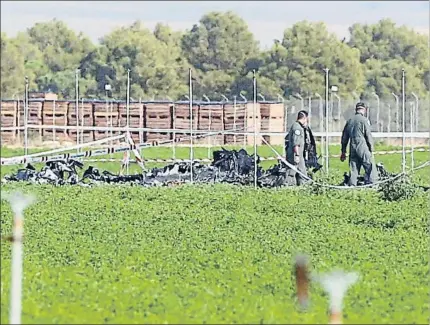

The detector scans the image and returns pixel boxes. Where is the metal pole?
[233,95,237,146]
[105,91,109,138]
[173,103,176,161]
[126,69,131,175]
[75,69,80,152]
[277,94,286,157]
[401,69,406,174]
[315,92,323,162]
[253,69,258,189]
[109,98,113,153]
[80,98,84,146]
[308,96,312,127]
[126,70,130,131]
[208,106,212,159]
[324,68,330,174]
[411,92,419,169]
[410,102,414,169]
[372,92,380,132]
[203,94,212,159]
[204,94,212,160]
[189,68,194,183]
[53,100,56,142]
[411,92,419,132]
[24,77,29,156]
[392,93,399,131]
[10,208,24,324]
[240,92,247,148]
[139,97,143,156]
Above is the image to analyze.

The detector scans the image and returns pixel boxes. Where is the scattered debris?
[3,149,421,191]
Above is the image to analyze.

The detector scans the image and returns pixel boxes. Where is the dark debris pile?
[2,148,312,188]
[2,148,419,190]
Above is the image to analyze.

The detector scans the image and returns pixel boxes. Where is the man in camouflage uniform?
[286,110,309,185]
[340,102,377,186]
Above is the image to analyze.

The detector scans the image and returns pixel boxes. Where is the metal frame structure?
[2,70,428,178]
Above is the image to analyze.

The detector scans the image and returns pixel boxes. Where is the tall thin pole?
[411,92,419,132]
[253,69,257,189]
[410,102,414,169]
[105,90,109,138]
[6,192,35,325]
[24,77,29,156]
[75,69,79,152]
[316,92,323,161]
[80,98,84,146]
[10,213,24,325]
[126,69,130,131]
[411,92,419,169]
[242,93,248,148]
[324,68,330,174]
[281,96,286,158]
[233,95,237,146]
[401,68,406,174]
[126,69,131,175]
[52,100,56,142]
[207,106,212,159]
[172,102,176,161]
[109,98,113,151]
[189,68,194,183]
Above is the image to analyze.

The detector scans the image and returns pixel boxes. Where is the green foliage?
[378,175,421,202]
[80,21,189,100]
[348,19,430,98]
[0,16,429,101]
[181,11,259,98]
[0,146,428,323]
[0,182,428,323]
[256,21,365,98]
[1,33,26,96]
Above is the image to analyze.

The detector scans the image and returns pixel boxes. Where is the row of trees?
[1,12,429,101]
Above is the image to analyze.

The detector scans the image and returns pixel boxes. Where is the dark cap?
[297,110,308,119]
[355,102,367,110]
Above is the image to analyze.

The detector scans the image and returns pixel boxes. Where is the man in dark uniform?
[285,110,309,185]
[340,102,377,186]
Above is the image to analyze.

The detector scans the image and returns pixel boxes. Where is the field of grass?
[0,144,429,324]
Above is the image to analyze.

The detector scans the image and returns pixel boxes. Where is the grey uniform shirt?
[341,112,374,158]
[287,121,305,162]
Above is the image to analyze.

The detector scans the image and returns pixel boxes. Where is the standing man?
[340,102,377,186]
[285,110,309,185]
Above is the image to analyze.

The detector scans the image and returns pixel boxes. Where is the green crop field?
[0,144,429,324]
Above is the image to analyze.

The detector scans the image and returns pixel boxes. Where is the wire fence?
[284,96,429,133]
[1,96,428,146]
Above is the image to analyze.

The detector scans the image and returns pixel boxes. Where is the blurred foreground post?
[294,254,310,310]
[3,191,36,325]
[313,270,359,325]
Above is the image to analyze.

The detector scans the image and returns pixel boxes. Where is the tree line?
[1,12,429,102]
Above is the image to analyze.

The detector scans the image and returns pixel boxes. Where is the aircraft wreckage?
[0,147,411,189]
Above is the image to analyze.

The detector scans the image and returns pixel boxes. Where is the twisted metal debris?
[0,148,420,190]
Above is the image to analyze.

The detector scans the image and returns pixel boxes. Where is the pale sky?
[1,1,429,49]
